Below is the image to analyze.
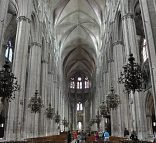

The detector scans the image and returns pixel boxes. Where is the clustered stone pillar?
[49,39,56,135]
[52,73,56,134]
[121,11,138,135]
[6,14,31,140]
[40,40,48,136]
[140,0,156,119]
[146,114,153,136]
[25,40,42,138]
[121,0,147,139]
[54,75,59,134]
[112,41,125,136]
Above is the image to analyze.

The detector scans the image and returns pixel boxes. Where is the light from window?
[85,81,89,88]
[80,103,83,110]
[5,40,13,62]
[77,77,82,89]
[78,77,81,81]
[77,122,82,130]
[0,123,4,127]
[5,48,8,57]
[77,103,80,110]
[85,77,89,88]
[79,82,82,89]
[153,122,156,127]
[77,102,83,111]
[142,39,148,62]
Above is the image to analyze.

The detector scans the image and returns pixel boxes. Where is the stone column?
[47,72,53,135]
[139,0,156,119]
[39,41,48,136]
[6,15,31,141]
[146,114,153,139]
[54,76,58,134]
[24,41,42,138]
[112,41,126,136]
[51,73,56,135]
[56,84,60,134]
[48,38,55,135]
[73,103,77,130]
[121,1,146,139]
[121,11,138,133]
[0,0,9,66]
[85,100,90,131]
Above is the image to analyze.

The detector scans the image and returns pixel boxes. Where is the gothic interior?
[0,0,156,142]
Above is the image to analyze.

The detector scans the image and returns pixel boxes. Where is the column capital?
[112,41,123,46]
[121,13,134,20]
[17,16,31,23]
[31,42,42,47]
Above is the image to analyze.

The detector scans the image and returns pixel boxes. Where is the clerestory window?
[85,77,89,88]
[77,102,83,111]
[142,39,148,62]
[69,76,90,89]
[5,40,14,62]
[77,77,82,89]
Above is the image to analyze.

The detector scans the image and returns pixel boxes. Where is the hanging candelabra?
[46,103,55,119]
[95,110,101,130]
[62,117,68,131]
[54,111,60,124]
[89,119,95,126]
[99,101,110,117]
[28,90,44,113]
[0,61,20,101]
[118,53,143,94]
[106,86,120,110]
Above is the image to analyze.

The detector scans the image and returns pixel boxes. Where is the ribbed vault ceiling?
[53,0,104,79]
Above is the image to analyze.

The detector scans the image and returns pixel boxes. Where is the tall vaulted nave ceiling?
[53,0,105,79]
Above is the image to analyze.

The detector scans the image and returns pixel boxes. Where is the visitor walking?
[77,132,81,143]
[80,130,86,143]
[103,130,110,141]
[67,130,72,143]
[124,128,129,138]
[130,130,138,141]
[94,131,99,142]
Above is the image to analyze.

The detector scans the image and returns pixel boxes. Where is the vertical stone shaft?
[6,15,31,140]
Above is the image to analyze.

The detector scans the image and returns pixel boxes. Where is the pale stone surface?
[0,0,155,142]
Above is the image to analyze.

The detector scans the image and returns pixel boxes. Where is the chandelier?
[99,101,110,117]
[54,111,60,124]
[89,119,95,126]
[95,111,101,130]
[0,61,20,101]
[62,117,68,131]
[95,114,101,123]
[28,90,44,113]
[118,53,143,94]
[106,86,120,109]
[46,103,55,119]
